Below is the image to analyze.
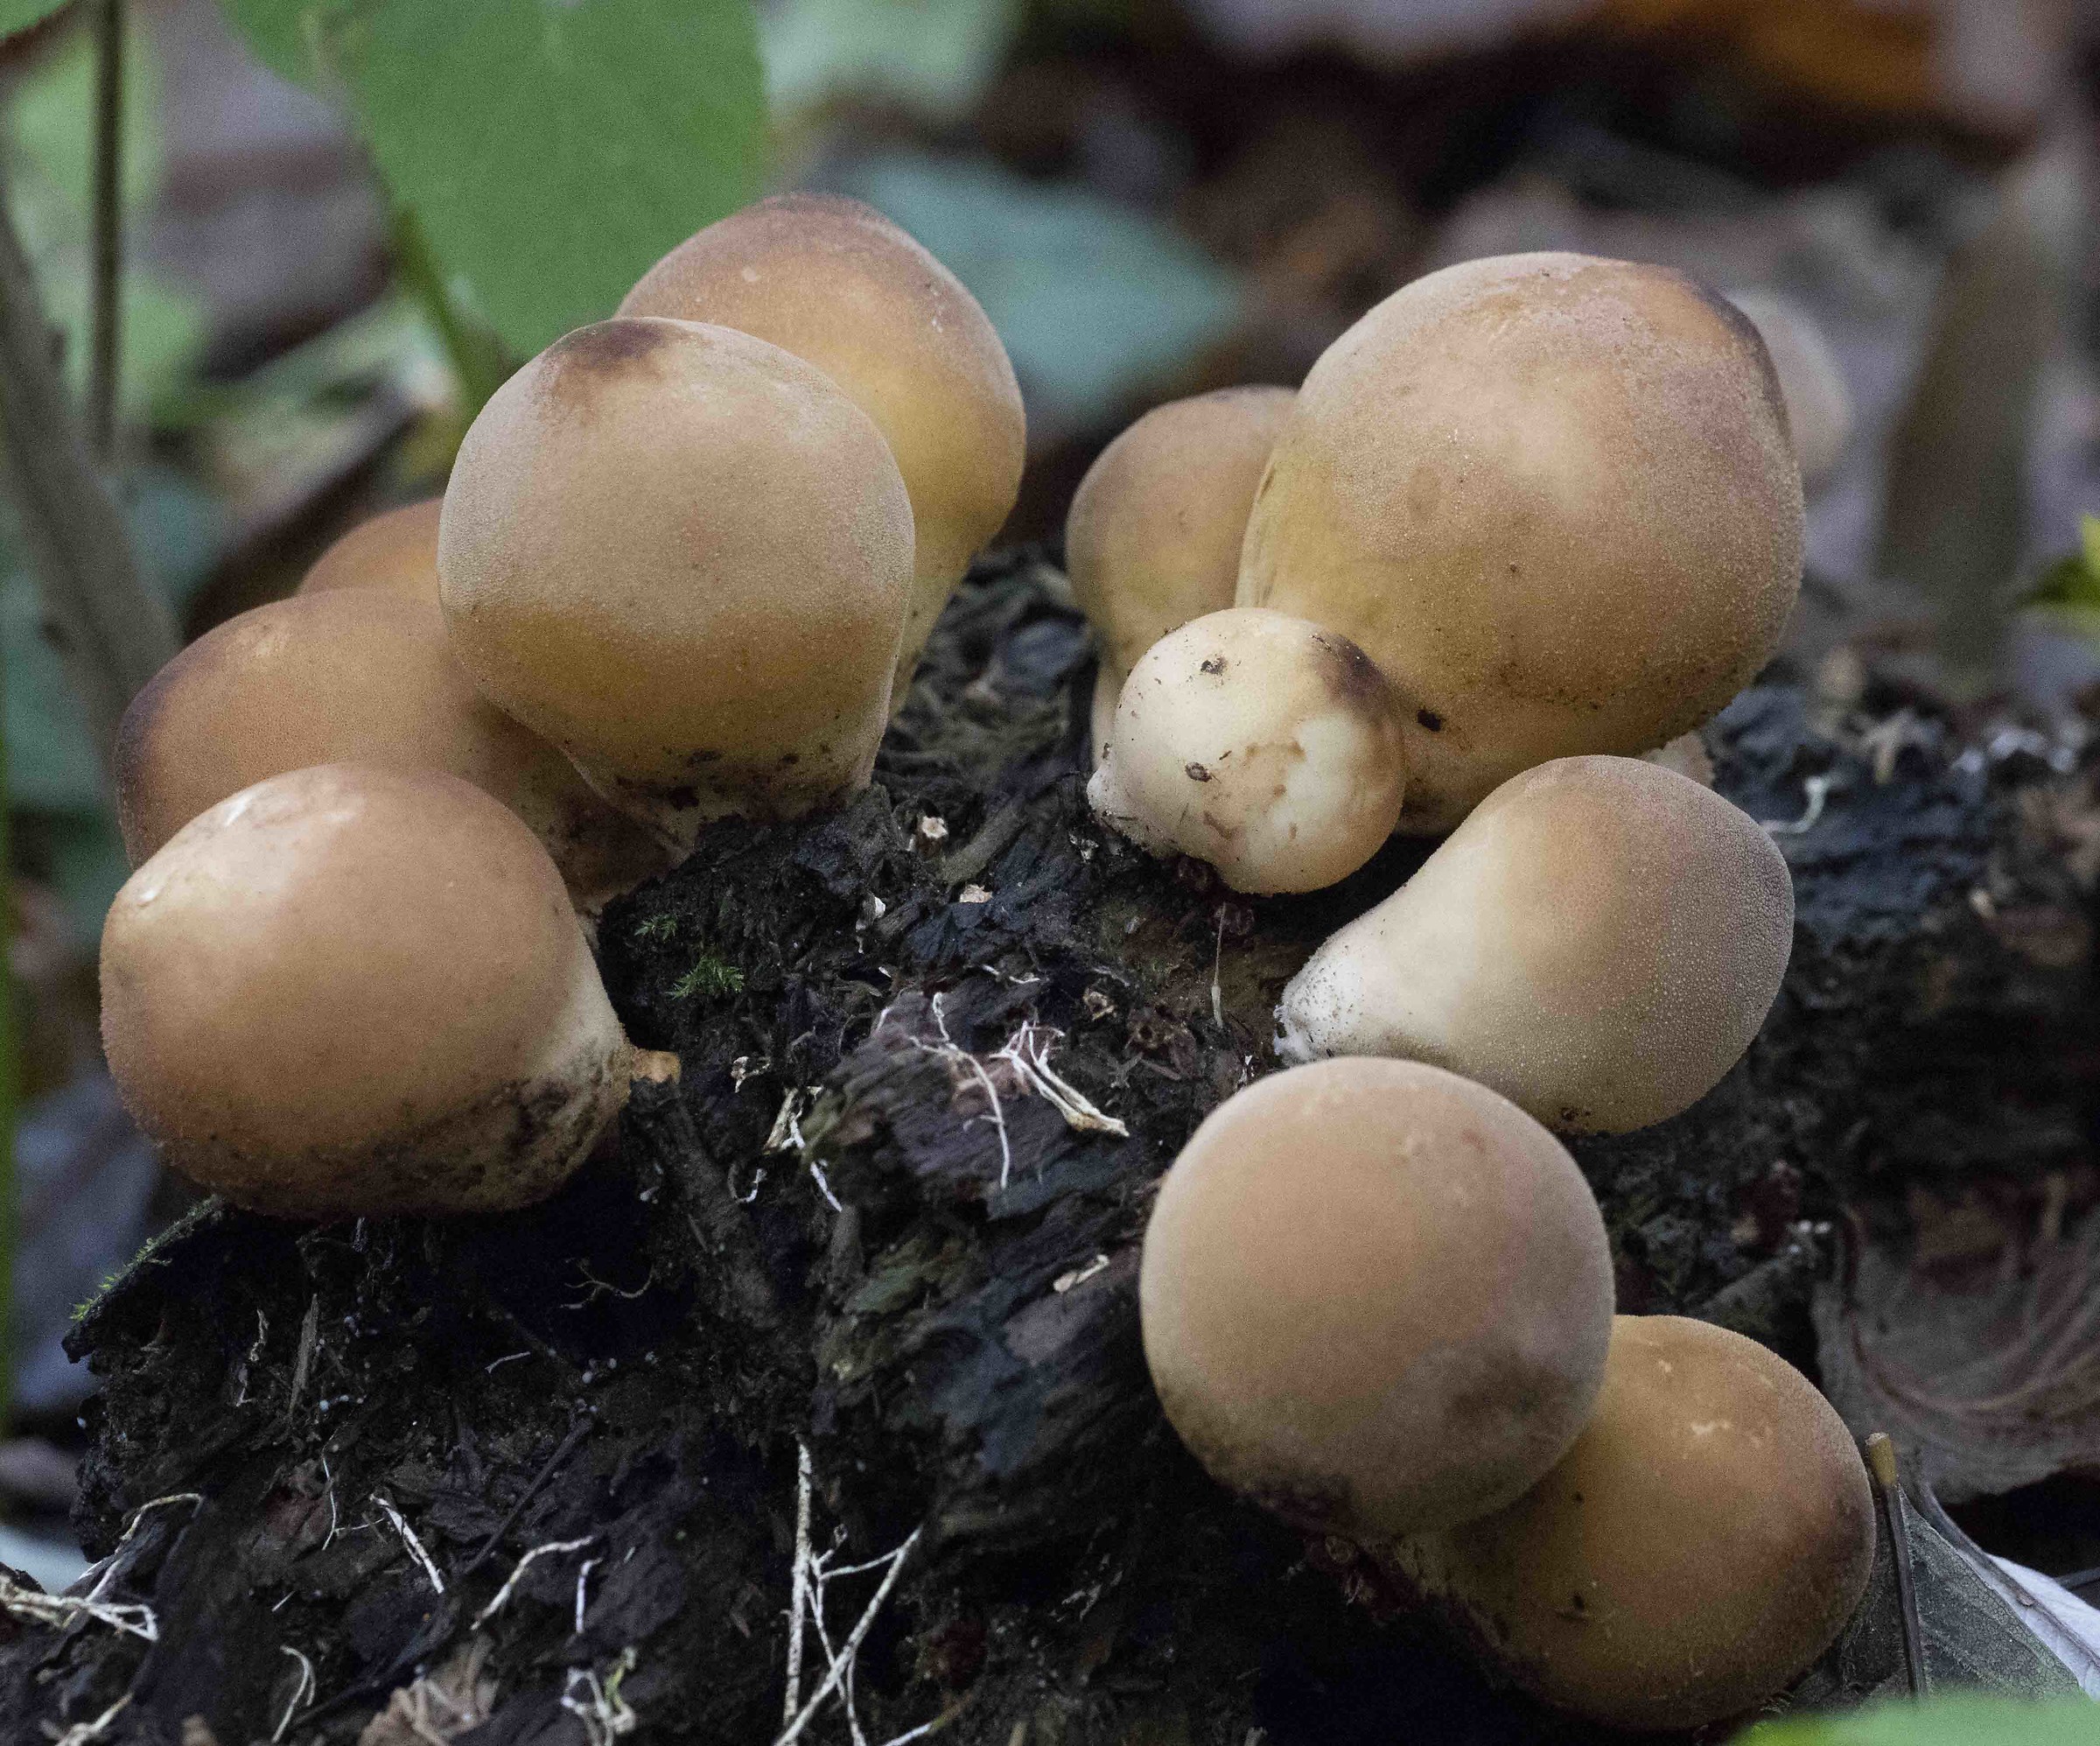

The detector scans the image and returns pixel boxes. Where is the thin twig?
[784,1443,813,1725]
[79,1490,203,1603]
[463,1414,592,1576]
[49,1692,130,1746]
[376,1496,445,1595]
[575,1556,599,1635]
[472,1536,595,1629]
[88,0,123,459]
[0,1567,154,1640]
[272,1644,316,1743]
[774,1527,923,1746]
[0,157,174,766]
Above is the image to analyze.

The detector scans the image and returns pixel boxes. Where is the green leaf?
[831,153,1243,436]
[0,0,72,40]
[219,0,766,358]
[762,0,1020,122]
[1738,1695,2100,1744]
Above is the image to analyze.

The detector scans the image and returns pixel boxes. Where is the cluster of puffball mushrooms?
[1090,254,1872,1730]
[94,201,1874,1730]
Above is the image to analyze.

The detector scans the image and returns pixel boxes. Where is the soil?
[3,552,2094,1745]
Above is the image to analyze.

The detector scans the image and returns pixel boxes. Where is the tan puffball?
[620,193,1024,705]
[1241,252,1803,832]
[438,318,914,849]
[102,765,662,1217]
[1089,608,1409,894]
[298,499,442,600]
[1277,756,1792,1132]
[1139,1058,1614,1539]
[1727,289,1854,491]
[1068,387,1297,754]
[115,591,672,914]
[1391,1315,1875,1731]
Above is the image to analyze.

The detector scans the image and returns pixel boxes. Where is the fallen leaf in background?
[1813,1208,2100,1504]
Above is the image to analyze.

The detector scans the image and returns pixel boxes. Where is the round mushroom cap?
[1068,386,1297,684]
[115,590,671,912]
[298,499,443,600]
[1139,1057,1614,1539]
[1277,755,1793,1132]
[1726,289,1854,491]
[1240,252,1803,832]
[620,193,1024,703]
[101,765,640,1217]
[1088,607,1409,894]
[1394,1315,1875,1731]
[438,317,914,847]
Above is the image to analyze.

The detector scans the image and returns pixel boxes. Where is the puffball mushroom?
[297,498,442,600]
[1139,1058,1614,1539]
[115,590,670,913]
[102,764,668,1217]
[438,317,914,850]
[1728,289,1854,491]
[1068,386,1296,754]
[620,193,1024,705]
[1390,1315,1875,1731]
[1277,756,1793,1132]
[1241,251,1803,832]
[1089,608,1409,893]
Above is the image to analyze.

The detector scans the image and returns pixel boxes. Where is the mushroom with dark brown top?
[620,193,1024,709]
[437,316,914,851]
[1239,251,1803,833]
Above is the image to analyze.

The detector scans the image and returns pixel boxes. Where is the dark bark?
[3,554,2093,1745]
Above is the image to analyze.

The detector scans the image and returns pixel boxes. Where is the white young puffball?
[1088,607,1409,894]
[1241,252,1803,832]
[1277,755,1794,1132]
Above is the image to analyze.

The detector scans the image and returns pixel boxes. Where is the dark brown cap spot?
[1417,708,1444,732]
[541,319,677,410]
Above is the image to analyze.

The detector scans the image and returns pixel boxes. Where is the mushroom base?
[162,1014,644,1220]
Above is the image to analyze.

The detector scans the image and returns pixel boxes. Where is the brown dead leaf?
[1815,1205,2100,1503]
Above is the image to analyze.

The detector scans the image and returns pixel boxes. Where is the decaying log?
[3,554,2094,1744]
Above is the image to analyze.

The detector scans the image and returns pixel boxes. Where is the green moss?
[670,952,746,1001]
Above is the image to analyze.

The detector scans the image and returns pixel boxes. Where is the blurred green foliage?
[6,11,206,424]
[764,0,1022,122]
[836,153,1242,433]
[0,0,66,39]
[2027,514,2100,640]
[220,0,766,361]
[1740,1695,2100,1743]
